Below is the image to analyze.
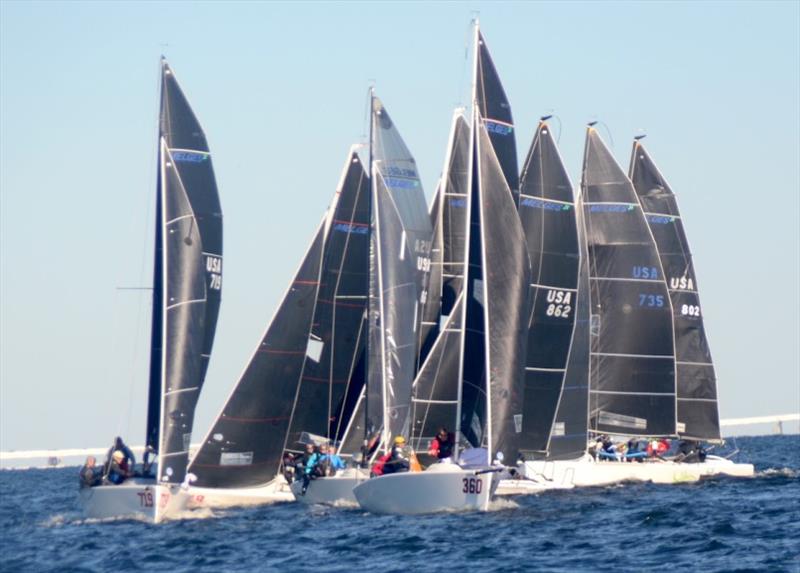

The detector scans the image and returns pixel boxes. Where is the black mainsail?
[629,139,721,441]
[367,96,433,449]
[475,30,518,206]
[153,59,223,485]
[188,220,325,488]
[459,24,530,462]
[517,121,581,457]
[582,127,676,438]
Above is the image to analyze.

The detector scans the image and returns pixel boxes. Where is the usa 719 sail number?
[462,477,483,494]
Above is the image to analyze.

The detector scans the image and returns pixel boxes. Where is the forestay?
[629,140,721,441]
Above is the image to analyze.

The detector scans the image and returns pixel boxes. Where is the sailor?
[382,436,411,475]
[299,444,323,495]
[106,436,136,471]
[428,428,455,461]
[320,443,346,476]
[141,445,156,476]
[106,450,133,485]
[675,440,707,463]
[79,456,101,488]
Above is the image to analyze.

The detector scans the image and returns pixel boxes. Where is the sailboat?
[80,58,223,522]
[287,92,434,506]
[496,118,582,495]
[187,146,370,508]
[522,128,753,486]
[353,22,532,515]
[628,138,752,479]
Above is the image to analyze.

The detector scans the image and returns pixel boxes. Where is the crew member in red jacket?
[427,428,455,461]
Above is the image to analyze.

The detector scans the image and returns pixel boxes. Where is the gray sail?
[410,294,464,452]
[286,151,371,449]
[517,122,581,457]
[156,60,223,484]
[629,140,720,441]
[367,97,433,448]
[476,124,530,461]
[417,183,443,369]
[582,128,676,438]
[189,221,325,487]
[417,111,471,369]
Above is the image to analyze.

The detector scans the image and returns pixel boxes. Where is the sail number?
[681,304,701,317]
[137,491,154,507]
[639,294,665,307]
[545,290,572,319]
[206,256,222,291]
[462,477,483,494]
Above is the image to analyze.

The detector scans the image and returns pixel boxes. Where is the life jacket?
[371,453,392,476]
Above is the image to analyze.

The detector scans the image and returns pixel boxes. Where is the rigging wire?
[119,58,162,441]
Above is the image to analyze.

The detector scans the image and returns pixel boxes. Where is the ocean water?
[1,435,798,573]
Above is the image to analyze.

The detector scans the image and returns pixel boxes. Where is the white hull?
[79,478,188,522]
[353,464,493,515]
[495,474,575,496]
[290,468,368,506]
[524,454,754,487]
[187,478,294,509]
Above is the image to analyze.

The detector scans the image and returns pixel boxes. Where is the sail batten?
[152,61,223,485]
[516,121,582,458]
[581,128,676,439]
[629,141,721,441]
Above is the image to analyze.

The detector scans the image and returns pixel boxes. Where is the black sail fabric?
[476,125,530,462]
[629,141,720,441]
[368,97,434,447]
[582,128,676,438]
[188,222,325,487]
[410,294,464,452]
[517,122,581,456]
[475,30,518,205]
[286,152,371,449]
[156,61,223,485]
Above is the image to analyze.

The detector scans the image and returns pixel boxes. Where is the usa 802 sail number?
[462,477,483,494]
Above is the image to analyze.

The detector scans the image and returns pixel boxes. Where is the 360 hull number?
[462,477,483,494]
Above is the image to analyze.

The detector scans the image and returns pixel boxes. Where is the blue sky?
[1,1,798,450]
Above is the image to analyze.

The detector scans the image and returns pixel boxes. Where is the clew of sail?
[155,60,223,485]
[629,140,720,441]
[517,121,582,457]
[581,128,676,438]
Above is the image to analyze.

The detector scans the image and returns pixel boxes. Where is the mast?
[363,86,374,457]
